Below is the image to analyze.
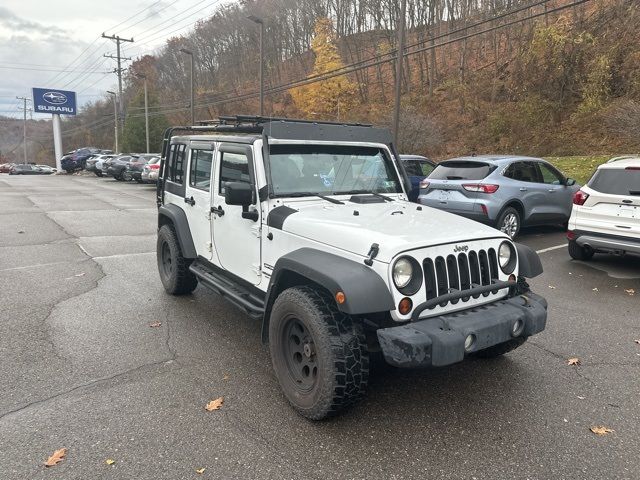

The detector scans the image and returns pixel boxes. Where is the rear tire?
[95,171,103,177]
[568,240,594,260]
[474,337,527,358]
[269,286,369,420]
[156,224,198,295]
[497,207,521,238]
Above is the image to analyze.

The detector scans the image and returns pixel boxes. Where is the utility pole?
[180,49,195,125]
[102,33,134,131]
[107,91,119,153]
[16,96,31,164]
[135,74,150,153]
[392,0,407,147]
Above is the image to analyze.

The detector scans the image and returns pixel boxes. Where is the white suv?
[155,116,548,419]
[567,156,640,260]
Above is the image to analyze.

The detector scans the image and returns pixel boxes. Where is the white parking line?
[535,244,566,254]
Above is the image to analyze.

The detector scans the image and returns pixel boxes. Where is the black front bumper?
[377,292,547,368]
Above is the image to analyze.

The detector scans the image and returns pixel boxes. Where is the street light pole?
[136,74,150,153]
[392,0,407,146]
[107,91,119,153]
[180,48,195,125]
[247,15,264,116]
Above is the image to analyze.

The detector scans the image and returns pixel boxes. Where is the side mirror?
[565,178,576,186]
[224,182,254,206]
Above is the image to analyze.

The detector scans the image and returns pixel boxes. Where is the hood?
[272,198,507,263]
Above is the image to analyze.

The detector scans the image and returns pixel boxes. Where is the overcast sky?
[0,0,227,119]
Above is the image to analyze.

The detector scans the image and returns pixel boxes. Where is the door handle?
[519,187,527,192]
[547,189,557,192]
[184,196,195,206]
[211,205,225,217]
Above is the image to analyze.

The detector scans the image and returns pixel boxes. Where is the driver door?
[211,143,261,285]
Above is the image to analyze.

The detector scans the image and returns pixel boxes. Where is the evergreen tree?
[122,91,169,153]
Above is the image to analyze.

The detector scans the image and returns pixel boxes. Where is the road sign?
[32,88,77,115]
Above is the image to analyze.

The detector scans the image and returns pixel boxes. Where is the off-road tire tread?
[474,337,527,358]
[271,286,369,420]
[157,224,198,295]
[568,240,593,260]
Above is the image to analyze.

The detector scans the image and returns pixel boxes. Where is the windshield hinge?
[364,243,380,266]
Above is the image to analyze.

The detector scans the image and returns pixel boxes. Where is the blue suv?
[418,155,580,238]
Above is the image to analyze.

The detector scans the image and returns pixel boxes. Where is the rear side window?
[219,152,250,194]
[504,161,540,183]
[428,161,491,180]
[589,168,640,195]
[404,160,434,177]
[189,150,213,191]
[167,144,186,184]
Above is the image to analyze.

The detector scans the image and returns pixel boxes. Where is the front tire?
[269,286,369,420]
[156,224,198,295]
[568,240,594,260]
[497,207,521,238]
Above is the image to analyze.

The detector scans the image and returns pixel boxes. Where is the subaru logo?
[43,92,67,105]
[454,244,469,253]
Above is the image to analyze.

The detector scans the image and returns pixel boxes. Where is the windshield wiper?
[285,192,344,204]
[629,191,640,196]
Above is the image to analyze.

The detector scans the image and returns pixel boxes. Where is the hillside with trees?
[4,0,639,164]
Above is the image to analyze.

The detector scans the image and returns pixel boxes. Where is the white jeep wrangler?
[155,116,548,420]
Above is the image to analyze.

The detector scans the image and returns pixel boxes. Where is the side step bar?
[189,259,265,319]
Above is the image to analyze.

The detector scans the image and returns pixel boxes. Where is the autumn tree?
[290,17,358,120]
[121,91,169,153]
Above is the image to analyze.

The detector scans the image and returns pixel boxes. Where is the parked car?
[106,155,137,180]
[567,156,640,260]
[123,154,160,182]
[87,154,116,176]
[141,157,161,183]
[400,155,436,202]
[9,164,52,175]
[60,147,100,172]
[0,163,16,173]
[418,155,580,238]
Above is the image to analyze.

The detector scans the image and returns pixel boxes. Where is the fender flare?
[158,204,197,258]
[515,243,543,278]
[261,248,395,342]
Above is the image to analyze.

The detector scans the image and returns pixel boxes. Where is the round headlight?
[393,258,413,289]
[499,241,516,274]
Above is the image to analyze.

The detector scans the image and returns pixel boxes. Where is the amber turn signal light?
[335,291,346,304]
[398,297,413,315]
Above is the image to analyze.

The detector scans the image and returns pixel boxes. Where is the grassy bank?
[544,156,611,185]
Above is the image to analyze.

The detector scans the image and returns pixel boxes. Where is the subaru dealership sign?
[32,88,77,115]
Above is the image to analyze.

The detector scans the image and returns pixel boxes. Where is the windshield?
[269,144,402,197]
[589,168,640,195]
[428,161,492,180]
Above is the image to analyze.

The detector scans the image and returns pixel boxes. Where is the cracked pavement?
[1,175,639,479]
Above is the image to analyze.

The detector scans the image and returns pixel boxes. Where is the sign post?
[32,88,77,173]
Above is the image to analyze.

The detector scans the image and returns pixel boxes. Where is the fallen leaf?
[205,397,224,411]
[567,358,581,366]
[592,287,599,292]
[590,426,614,436]
[105,459,115,465]
[223,374,229,381]
[625,289,635,295]
[196,467,206,474]
[568,272,572,275]
[74,272,86,277]
[634,339,640,345]
[18,230,25,234]
[548,285,556,289]
[44,448,67,467]
[577,396,586,400]
[148,322,162,328]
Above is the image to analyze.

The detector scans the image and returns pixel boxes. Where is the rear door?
[184,144,215,259]
[579,166,640,238]
[421,161,493,213]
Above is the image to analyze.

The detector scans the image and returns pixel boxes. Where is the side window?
[165,145,177,180]
[219,151,250,195]
[505,161,539,183]
[419,161,435,176]
[171,144,186,184]
[403,160,420,176]
[189,149,213,191]
[537,162,564,185]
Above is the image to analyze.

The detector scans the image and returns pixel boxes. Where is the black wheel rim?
[161,240,173,278]
[282,317,318,392]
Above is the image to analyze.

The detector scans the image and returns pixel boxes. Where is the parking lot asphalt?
[1,174,638,480]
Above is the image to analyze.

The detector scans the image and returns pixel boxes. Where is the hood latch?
[364,243,380,266]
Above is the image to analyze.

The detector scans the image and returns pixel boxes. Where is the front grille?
[423,248,500,309]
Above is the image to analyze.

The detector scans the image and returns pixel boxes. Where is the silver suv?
[418,155,580,237]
